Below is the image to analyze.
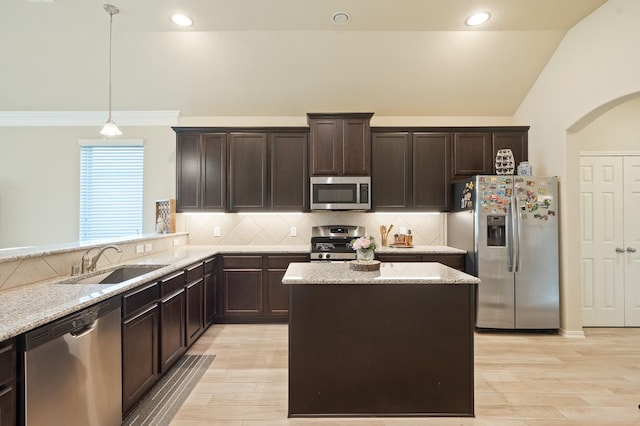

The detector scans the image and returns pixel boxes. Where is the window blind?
[79,144,144,241]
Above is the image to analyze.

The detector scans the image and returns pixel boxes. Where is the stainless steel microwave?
[310,176,371,210]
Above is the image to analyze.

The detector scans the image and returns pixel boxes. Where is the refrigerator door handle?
[510,195,520,273]
[507,197,515,272]
[513,195,522,272]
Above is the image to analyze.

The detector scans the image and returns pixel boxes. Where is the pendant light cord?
[107,9,114,121]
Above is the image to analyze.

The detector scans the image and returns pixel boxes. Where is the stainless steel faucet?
[79,244,123,274]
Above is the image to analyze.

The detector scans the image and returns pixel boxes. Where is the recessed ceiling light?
[466,12,490,26]
[332,11,350,25]
[170,13,193,27]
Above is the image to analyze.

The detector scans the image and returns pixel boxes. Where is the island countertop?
[282,261,480,285]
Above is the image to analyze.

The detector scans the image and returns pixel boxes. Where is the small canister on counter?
[517,161,532,176]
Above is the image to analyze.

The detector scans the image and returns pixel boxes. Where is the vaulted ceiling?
[0,0,607,117]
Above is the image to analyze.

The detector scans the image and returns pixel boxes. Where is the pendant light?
[100,4,122,136]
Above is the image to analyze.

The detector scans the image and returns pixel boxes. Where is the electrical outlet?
[214,226,221,237]
[173,239,180,246]
[290,226,297,237]
[136,245,144,254]
[144,243,152,252]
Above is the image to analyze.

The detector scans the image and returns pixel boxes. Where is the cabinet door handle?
[627,247,637,253]
[616,247,625,253]
[0,385,12,398]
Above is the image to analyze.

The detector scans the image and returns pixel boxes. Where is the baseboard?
[560,328,586,338]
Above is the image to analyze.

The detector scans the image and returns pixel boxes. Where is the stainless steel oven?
[310,176,371,210]
[310,225,367,261]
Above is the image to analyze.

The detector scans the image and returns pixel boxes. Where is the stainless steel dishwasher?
[23,297,122,426]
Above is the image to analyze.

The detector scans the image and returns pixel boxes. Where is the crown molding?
[0,111,180,126]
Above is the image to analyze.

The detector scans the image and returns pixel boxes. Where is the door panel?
[580,156,625,326]
[623,156,640,325]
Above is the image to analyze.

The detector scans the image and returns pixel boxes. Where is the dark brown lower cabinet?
[218,254,308,323]
[289,283,476,417]
[376,253,465,270]
[0,338,16,426]
[186,278,205,347]
[221,256,263,318]
[204,257,217,326]
[160,289,186,373]
[122,304,159,414]
[422,254,465,270]
[122,260,209,415]
[266,255,308,318]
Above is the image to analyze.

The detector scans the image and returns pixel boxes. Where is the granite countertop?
[282,262,480,285]
[0,244,467,341]
[0,246,221,341]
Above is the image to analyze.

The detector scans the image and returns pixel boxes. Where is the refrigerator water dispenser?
[487,215,506,246]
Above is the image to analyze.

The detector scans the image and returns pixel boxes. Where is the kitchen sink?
[60,264,167,285]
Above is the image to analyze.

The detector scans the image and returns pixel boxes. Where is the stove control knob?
[325,253,331,259]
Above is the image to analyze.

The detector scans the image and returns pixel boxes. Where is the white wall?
[0,126,176,248]
[514,0,640,334]
[578,97,640,151]
[0,115,516,250]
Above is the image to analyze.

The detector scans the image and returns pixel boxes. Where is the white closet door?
[580,156,625,326]
[623,157,640,325]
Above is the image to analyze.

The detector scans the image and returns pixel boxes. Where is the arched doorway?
[566,94,640,329]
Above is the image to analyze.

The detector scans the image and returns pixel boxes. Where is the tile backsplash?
[179,212,445,247]
[0,234,188,292]
[0,214,445,292]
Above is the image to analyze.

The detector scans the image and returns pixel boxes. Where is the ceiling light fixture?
[332,11,350,25]
[170,13,193,27]
[100,4,122,137]
[466,11,490,26]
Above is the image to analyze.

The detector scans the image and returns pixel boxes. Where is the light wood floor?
[172,324,640,425]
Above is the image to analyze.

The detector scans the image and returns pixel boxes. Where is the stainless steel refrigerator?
[448,175,559,329]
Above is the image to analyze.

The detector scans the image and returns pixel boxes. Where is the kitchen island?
[283,262,480,418]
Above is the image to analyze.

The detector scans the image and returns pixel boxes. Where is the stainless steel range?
[310,225,367,261]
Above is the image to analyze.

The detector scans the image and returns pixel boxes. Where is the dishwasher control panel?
[23,296,120,350]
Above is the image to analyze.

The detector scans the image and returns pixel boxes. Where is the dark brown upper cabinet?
[491,131,528,174]
[412,132,451,210]
[451,128,529,180]
[176,132,227,212]
[308,113,373,176]
[175,128,308,213]
[371,132,411,210]
[270,132,308,211]
[371,131,450,211]
[228,131,308,212]
[228,132,269,211]
[451,132,492,179]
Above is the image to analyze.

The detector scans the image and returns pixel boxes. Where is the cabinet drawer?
[422,254,465,270]
[0,338,16,384]
[204,257,216,274]
[186,263,204,283]
[223,256,263,270]
[161,271,186,295]
[123,282,160,318]
[267,255,308,269]
[376,254,421,263]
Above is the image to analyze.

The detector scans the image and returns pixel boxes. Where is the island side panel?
[288,283,475,417]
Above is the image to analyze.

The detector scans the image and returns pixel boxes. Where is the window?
[79,141,144,241]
